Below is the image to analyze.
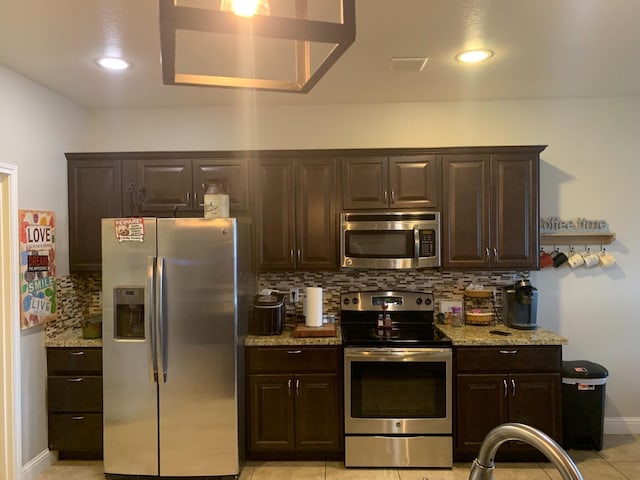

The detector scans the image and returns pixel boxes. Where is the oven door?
[344,347,452,435]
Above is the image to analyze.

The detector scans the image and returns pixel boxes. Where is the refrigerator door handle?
[148,256,159,383]
[157,256,168,383]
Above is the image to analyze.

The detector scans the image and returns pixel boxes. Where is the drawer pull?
[69,351,85,356]
[287,350,302,354]
[71,416,85,421]
[67,378,84,382]
[499,350,518,354]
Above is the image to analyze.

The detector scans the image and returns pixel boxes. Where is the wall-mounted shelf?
[540,232,616,246]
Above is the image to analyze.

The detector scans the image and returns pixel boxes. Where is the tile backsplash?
[258,269,521,318]
[49,269,522,339]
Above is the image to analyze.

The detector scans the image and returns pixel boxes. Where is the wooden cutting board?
[292,322,337,337]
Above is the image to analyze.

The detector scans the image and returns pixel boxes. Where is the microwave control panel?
[419,229,437,257]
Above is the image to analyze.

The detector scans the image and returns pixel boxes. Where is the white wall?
[87,98,640,430]
[0,65,87,469]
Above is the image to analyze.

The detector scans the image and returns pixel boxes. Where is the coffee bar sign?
[540,217,610,234]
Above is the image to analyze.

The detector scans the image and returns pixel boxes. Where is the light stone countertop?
[437,324,568,346]
[45,327,102,348]
[244,324,342,346]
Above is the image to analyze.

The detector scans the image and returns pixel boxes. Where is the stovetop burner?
[340,290,452,348]
[341,324,451,347]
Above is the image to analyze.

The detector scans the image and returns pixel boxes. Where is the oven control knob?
[416,297,423,305]
[343,298,350,305]
[396,422,401,428]
[424,297,432,306]
[352,297,359,305]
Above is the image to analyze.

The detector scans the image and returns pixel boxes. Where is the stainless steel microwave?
[340,211,441,269]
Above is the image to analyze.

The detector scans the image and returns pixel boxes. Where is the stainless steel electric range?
[341,291,453,468]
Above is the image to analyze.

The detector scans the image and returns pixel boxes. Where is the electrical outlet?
[289,288,299,303]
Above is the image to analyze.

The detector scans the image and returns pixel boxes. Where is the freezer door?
[102,218,159,476]
[157,218,239,476]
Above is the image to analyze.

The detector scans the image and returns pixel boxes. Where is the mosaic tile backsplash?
[49,269,524,340]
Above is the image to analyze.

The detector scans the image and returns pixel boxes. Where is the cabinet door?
[248,374,295,452]
[341,156,389,209]
[67,157,122,272]
[491,154,539,269]
[294,374,342,452]
[442,155,491,269]
[193,158,250,214]
[455,374,508,456]
[123,158,192,215]
[254,158,295,271]
[296,158,338,270]
[389,155,441,209]
[508,373,562,451]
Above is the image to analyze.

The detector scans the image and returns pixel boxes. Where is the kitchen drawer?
[48,413,103,451]
[48,376,102,412]
[247,347,340,374]
[47,347,102,374]
[456,346,561,373]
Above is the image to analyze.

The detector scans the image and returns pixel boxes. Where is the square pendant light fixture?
[159,0,356,93]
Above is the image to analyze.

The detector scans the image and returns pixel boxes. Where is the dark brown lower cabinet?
[246,346,342,459]
[46,347,103,458]
[454,346,562,461]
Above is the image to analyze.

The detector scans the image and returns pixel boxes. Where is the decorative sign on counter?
[19,210,57,329]
[540,217,609,234]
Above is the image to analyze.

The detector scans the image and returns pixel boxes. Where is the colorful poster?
[19,210,57,329]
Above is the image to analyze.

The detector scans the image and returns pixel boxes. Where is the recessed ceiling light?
[96,57,131,71]
[455,49,494,64]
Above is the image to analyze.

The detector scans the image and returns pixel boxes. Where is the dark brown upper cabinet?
[341,155,440,210]
[441,146,543,270]
[122,154,250,217]
[67,155,122,272]
[253,156,338,271]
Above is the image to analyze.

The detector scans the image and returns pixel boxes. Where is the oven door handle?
[345,348,452,362]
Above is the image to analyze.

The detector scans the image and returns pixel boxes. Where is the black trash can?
[562,360,608,451]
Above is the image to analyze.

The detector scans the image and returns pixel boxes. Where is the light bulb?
[220,0,270,17]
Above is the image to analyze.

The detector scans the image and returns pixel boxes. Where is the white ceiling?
[1,0,639,109]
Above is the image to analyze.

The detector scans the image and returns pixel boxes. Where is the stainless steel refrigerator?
[101,217,254,478]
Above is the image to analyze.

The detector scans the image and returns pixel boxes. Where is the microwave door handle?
[413,225,420,267]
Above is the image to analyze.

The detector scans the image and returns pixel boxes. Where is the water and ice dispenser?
[114,287,145,339]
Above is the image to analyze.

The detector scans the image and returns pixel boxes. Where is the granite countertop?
[45,328,103,348]
[437,324,568,346]
[244,324,342,346]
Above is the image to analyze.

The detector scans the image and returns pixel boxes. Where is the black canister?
[251,293,285,335]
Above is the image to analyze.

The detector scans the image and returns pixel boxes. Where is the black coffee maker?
[502,274,538,330]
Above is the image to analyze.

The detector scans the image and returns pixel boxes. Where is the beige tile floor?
[37,434,640,480]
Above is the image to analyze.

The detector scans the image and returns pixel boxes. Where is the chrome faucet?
[469,423,584,480]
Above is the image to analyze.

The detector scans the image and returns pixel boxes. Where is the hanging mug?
[599,249,616,269]
[580,249,599,268]
[567,248,585,268]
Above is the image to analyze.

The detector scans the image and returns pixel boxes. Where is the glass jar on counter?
[450,306,464,327]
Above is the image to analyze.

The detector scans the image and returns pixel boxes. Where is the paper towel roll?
[305,287,323,327]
